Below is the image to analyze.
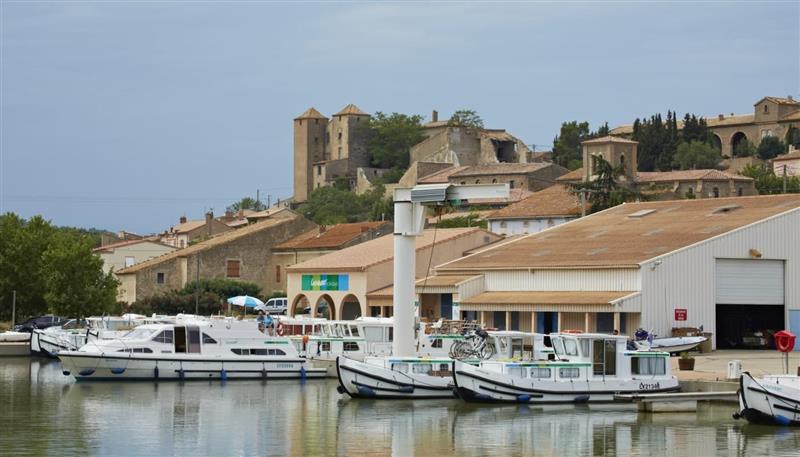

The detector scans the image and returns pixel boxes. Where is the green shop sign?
[301,274,349,291]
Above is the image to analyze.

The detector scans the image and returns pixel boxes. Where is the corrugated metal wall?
[456,275,485,301]
[639,209,800,349]
[485,269,640,292]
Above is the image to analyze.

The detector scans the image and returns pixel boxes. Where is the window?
[687,187,694,196]
[431,338,443,348]
[712,187,720,198]
[412,364,432,374]
[559,367,580,379]
[592,339,617,376]
[202,333,217,344]
[269,349,286,356]
[226,260,240,278]
[508,367,527,378]
[737,187,743,197]
[156,272,165,284]
[231,348,286,356]
[620,154,625,166]
[320,342,331,351]
[317,166,321,176]
[563,339,579,356]
[314,136,318,144]
[492,179,497,184]
[343,342,360,352]
[117,347,153,353]
[349,325,359,337]
[475,179,480,184]
[124,256,135,268]
[530,367,551,379]
[632,357,666,375]
[391,363,408,373]
[439,363,450,372]
[509,180,515,189]
[153,330,174,344]
[338,131,342,140]
[764,104,769,114]
[276,265,281,283]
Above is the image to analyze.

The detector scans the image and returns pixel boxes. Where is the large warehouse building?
[431,194,800,350]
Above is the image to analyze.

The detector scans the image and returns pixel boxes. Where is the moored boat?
[58,316,326,381]
[453,332,680,404]
[336,355,456,399]
[734,372,800,426]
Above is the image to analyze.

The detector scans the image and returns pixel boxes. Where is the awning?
[460,291,637,310]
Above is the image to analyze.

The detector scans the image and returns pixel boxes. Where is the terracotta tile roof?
[488,185,582,220]
[295,107,328,120]
[287,227,490,272]
[417,166,470,184]
[437,194,800,271]
[334,104,369,116]
[246,207,290,220]
[273,221,389,250]
[636,169,753,182]
[451,163,553,178]
[366,275,481,298]
[774,151,800,162]
[758,96,800,106]
[171,220,208,234]
[555,168,584,182]
[117,211,301,274]
[461,291,635,306]
[367,284,394,298]
[93,238,170,253]
[781,111,800,121]
[581,135,638,145]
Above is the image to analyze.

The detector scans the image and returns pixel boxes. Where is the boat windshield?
[122,328,157,340]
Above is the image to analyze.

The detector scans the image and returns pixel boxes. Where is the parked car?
[264,297,288,315]
[13,315,68,332]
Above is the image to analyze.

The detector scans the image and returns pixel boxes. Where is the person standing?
[265,312,274,336]
[256,310,267,334]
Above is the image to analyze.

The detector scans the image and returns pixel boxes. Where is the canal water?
[1,357,798,456]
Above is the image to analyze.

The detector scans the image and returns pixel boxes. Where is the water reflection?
[0,358,799,456]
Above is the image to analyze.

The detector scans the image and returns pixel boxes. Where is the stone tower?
[581,136,638,182]
[293,108,329,203]
[327,104,371,171]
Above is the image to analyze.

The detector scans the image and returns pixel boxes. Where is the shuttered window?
[226,260,241,278]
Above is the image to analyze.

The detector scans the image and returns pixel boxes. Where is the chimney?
[789,95,794,102]
[319,224,327,233]
[225,210,233,219]
[205,211,213,236]
[432,110,438,122]
[718,114,724,120]
[179,216,187,224]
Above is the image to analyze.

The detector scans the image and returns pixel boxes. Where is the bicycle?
[449,327,495,360]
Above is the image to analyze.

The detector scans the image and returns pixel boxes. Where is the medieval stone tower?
[581,136,638,182]
[293,104,371,203]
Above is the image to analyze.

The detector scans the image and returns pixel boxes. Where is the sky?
[1,1,798,234]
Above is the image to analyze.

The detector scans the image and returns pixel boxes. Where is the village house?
[271,221,392,293]
[116,210,316,303]
[426,194,800,351]
[487,184,582,235]
[557,136,757,199]
[160,212,232,248]
[285,227,502,320]
[93,239,176,275]
[773,150,800,177]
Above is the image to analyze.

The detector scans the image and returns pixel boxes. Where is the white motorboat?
[635,336,707,354]
[453,332,680,404]
[336,356,457,399]
[58,316,327,381]
[734,372,800,426]
[0,331,30,343]
[32,314,149,357]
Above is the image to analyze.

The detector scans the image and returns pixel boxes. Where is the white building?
[487,184,581,235]
[431,194,800,350]
[93,239,176,274]
[773,150,800,177]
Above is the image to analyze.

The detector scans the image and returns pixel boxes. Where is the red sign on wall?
[674,309,688,321]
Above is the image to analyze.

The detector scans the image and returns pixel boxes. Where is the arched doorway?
[731,132,749,157]
[315,294,335,320]
[341,295,362,320]
[711,134,722,152]
[291,295,309,316]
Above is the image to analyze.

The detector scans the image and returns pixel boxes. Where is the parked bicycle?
[449,327,495,360]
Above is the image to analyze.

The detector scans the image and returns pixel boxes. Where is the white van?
[264,297,288,315]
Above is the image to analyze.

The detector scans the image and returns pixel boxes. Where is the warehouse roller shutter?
[715,259,784,305]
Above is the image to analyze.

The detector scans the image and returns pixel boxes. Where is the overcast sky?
[1,1,798,234]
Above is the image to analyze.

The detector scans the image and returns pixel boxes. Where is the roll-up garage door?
[715,259,784,305]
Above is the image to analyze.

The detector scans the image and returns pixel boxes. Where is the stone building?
[557,136,757,199]
[116,210,316,303]
[160,212,232,248]
[293,104,371,203]
[610,96,800,157]
[487,184,582,235]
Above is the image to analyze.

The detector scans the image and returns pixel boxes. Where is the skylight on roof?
[711,204,742,215]
[628,209,657,218]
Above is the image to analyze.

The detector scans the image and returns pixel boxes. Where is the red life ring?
[277,323,285,336]
[562,329,584,334]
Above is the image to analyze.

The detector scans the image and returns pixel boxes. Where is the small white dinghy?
[0,331,30,343]
[636,336,707,354]
[735,372,800,426]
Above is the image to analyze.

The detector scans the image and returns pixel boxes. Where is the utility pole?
[256,189,260,206]
[783,165,788,194]
[11,290,16,327]
[194,257,200,316]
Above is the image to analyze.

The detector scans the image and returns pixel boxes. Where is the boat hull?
[58,352,327,381]
[736,372,800,426]
[453,361,680,404]
[31,330,80,358]
[336,356,456,399]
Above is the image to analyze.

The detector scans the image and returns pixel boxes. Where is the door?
[440,294,453,321]
[716,259,784,305]
[596,313,614,333]
[187,325,201,353]
[174,327,187,353]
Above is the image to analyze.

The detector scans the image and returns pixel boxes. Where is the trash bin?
[727,360,742,380]
[699,332,713,353]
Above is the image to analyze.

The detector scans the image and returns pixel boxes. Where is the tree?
[42,233,120,317]
[363,112,425,169]
[571,156,640,213]
[787,126,800,149]
[447,109,484,130]
[681,114,709,144]
[673,141,722,170]
[733,139,756,157]
[297,184,392,225]
[756,136,786,160]
[631,112,680,171]
[552,121,590,169]
[227,197,267,213]
[741,164,800,194]
[433,212,487,229]
[0,214,55,320]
